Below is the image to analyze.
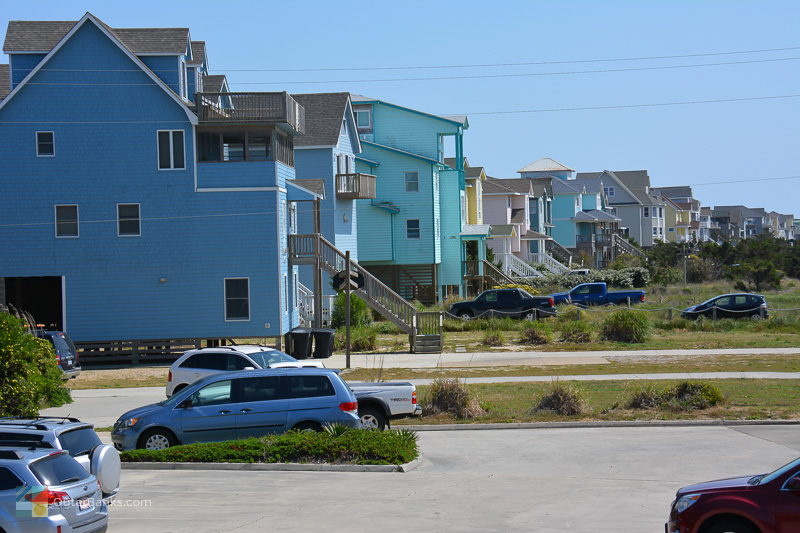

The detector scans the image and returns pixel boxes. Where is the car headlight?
[675,494,701,513]
[120,417,139,428]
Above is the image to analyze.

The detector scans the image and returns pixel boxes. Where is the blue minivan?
[111,368,360,450]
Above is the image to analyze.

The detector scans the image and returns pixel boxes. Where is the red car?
[667,457,800,532]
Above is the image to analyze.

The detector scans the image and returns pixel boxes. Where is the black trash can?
[312,328,336,359]
[289,329,313,359]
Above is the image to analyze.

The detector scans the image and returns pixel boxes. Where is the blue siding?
[8,54,47,88]
[370,102,460,161]
[0,19,300,341]
[197,160,278,189]
[139,55,181,95]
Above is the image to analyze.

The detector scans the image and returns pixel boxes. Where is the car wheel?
[293,421,322,432]
[359,406,387,430]
[523,310,537,321]
[750,313,762,320]
[172,384,187,395]
[704,518,758,533]
[137,428,177,450]
[458,311,472,320]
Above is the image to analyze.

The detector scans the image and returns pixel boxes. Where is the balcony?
[195,92,305,134]
[335,173,377,200]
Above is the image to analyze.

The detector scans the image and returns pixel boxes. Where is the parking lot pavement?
[108,425,800,533]
[41,387,165,428]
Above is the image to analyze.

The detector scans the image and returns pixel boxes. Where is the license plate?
[78,498,93,511]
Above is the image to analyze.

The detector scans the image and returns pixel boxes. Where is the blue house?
[291,93,370,324]
[0,14,312,346]
[350,95,479,302]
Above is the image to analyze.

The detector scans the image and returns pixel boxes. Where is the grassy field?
[339,353,800,382]
[397,379,800,424]
[337,280,800,354]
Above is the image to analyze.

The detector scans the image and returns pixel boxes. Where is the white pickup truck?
[348,381,423,430]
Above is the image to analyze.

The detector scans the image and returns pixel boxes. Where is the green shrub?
[422,378,485,419]
[557,321,593,343]
[622,381,724,411]
[480,330,505,347]
[121,429,418,466]
[516,267,650,291]
[600,309,652,343]
[0,312,71,417]
[532,382,588,416]
[331,293,372,329]
[371,321,402,335]
[334,326,377,352]
[518,322,553,345]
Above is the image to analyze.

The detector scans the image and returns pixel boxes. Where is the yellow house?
[446,157,486,224]
[661,196,691,242]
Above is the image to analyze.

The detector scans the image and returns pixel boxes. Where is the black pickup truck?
[449,289,557,319]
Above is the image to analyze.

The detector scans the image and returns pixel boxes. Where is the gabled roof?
[573,210,620,222]
[570,176,603,194]
[487,178,534,195]
[551,179,584,195]
[517,157,574,173]
[0,64,9,100]
[3,20,191,54]
[290,178,325,199]
[482,179,516,195]
[286,179,323,201]
[350,93,468,128]
[188,41,206,66]
[460,224,491,236]
[651,185,693,199]
[0,13,196,122]
[489,224,517,237]
[443,157,484,178]
[510,208,526,224]
[291,93,359,151]
[531,177,552,198]
[576,170,654,205]
[202,74,227,93]
[360,140,442,165]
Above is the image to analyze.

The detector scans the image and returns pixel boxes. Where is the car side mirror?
[178,398,193,409]
[243,366,255,371]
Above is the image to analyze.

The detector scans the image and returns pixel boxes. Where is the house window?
[224,278,250,321]
[117,204,141,237]
[659,207,664,218]
[405,172,419,192]
[406,219,420,239]
[659,227,664,236]
[36,132,55,157]
[158,130,185,170]
[652,227,658,236]
[283,273,289,313]
[604,186,615,197]
[198,131,269,162]
[643,207,650,218]
[54,205,78,238]
[354,106,372,131]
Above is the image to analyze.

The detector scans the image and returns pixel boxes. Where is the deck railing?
[195,91,305,134]
[335,173,377,200]
[612,234,646,257]
[464,259,515,286]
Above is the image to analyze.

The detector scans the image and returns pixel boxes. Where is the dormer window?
[604,186,615,197]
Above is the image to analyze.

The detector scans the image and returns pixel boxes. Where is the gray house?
[576,170,666,247]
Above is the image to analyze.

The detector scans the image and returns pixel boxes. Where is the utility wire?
[227,56,800,85]
[457,94,800,115]
[216,45,800,72]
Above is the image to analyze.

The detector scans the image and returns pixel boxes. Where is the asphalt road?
[107,424,800,533]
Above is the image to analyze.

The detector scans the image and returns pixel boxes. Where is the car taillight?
[640,294,645,302]
[549,297,555,307]
[55,353,61,362]
[412,391,417,404]
[339,402,358,413]
[168,370,172,382]
[25,490,70,504]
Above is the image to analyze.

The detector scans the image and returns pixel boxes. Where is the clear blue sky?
[3,0,799,214]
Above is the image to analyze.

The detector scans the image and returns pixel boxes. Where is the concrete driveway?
[108,425,800,533]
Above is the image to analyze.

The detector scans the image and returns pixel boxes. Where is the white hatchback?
[166,345,325,397]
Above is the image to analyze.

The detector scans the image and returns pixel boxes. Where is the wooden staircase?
[288,234,442,353]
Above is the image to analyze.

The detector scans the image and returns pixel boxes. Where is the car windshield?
[246,351,297,368]
[519,289,536,299]
[755,457,800,485]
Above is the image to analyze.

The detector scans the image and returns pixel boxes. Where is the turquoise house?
[351,95,477,302]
